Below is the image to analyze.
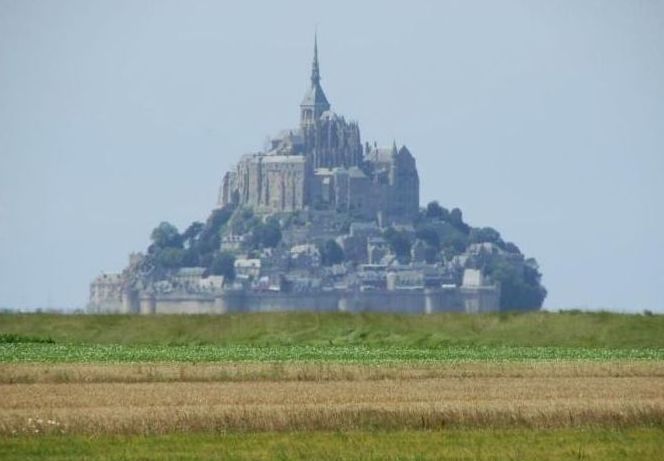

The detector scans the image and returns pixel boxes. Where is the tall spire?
[301,31,330,127]
[311,31,320,86]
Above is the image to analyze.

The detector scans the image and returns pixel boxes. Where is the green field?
[1,311,662,348]
[3,311,663,364]
[2,343,663,363]
[1,311,662,460]
[2,429,663,461]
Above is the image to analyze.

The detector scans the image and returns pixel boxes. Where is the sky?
[1,0,663,312]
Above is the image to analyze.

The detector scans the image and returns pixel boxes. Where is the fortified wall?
[89,285,500,315]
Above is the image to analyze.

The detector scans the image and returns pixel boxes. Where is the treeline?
[411,201,547,310]
[147,206,236,280]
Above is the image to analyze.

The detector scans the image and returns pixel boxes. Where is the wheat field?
[2,313,663,459]
[1,361,662,435]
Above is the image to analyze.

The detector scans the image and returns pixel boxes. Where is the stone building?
[219,36,419,223]
[87,36,503,316]
[89,273,123,311]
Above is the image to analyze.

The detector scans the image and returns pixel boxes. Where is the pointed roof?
[301,33,330,109]
[311,31,321,86]
[398,145,414,159]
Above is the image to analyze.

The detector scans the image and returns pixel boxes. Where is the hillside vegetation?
[1,311,662,348]
[142,201,547,310]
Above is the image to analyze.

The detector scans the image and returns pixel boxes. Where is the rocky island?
[89,37,546,314]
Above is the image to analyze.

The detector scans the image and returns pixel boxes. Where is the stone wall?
[151,294,221,314]
[95,285,500,315]
[223,154,308,213]
[302,114,363,169]
[219,291,341,313]
[258,156,307,213]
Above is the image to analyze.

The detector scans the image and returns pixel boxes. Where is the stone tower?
[300,33,330,128]
[299,36,363,170]
[218,35,418,220]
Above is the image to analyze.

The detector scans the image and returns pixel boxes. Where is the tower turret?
[300,33,330,127]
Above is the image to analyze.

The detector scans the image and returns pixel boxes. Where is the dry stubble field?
[1,361,663,436]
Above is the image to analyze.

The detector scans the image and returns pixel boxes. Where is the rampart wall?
[106,286,500,315]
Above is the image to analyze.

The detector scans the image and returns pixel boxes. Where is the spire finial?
[311,31,320,86]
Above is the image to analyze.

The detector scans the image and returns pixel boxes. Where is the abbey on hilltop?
[88,36,548,315]
[219,35,419,223]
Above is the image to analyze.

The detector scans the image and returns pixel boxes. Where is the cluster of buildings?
[88,37,500,315]
[219,37,419,223]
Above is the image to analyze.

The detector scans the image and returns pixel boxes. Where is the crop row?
[1,344,663,363]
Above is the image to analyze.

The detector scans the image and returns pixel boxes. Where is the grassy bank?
[1,311,663,348]
[1,429,663,460]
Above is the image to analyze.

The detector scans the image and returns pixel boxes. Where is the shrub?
[0,333,55,344]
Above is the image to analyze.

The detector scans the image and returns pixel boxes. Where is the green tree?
[147,207,235,271]
[468,227,503,246]
[504,242,521,254]
[422,243,439,264]
[484,256,547,310]
[209,251,236,280]
[180,248,200,267]
[383,227,412,262]
[196,206,234,255]
[425,201,449,221]
[319,239,345,266]
[440,234,468,260]
[415,225,440,249]
[154,247,186,269]
[250,219,282,249]
[181,222,204,249]
[150,222,182,249]
[229,208,260,235]
[449,208,470,234]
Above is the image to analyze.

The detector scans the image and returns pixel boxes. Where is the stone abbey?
[87,36,526,315]
[219,36,419,223]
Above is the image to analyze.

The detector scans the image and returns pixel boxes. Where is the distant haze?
[1,0,663,312]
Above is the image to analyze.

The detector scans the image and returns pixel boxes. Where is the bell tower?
[300,33,330,127]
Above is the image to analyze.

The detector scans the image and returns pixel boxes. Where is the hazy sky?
[1,0,663,311]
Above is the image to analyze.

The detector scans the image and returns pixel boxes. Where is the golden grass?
[1,362,663,435]
[1,360,662,384]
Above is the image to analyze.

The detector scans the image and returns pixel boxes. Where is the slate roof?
[301,81,330,109]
